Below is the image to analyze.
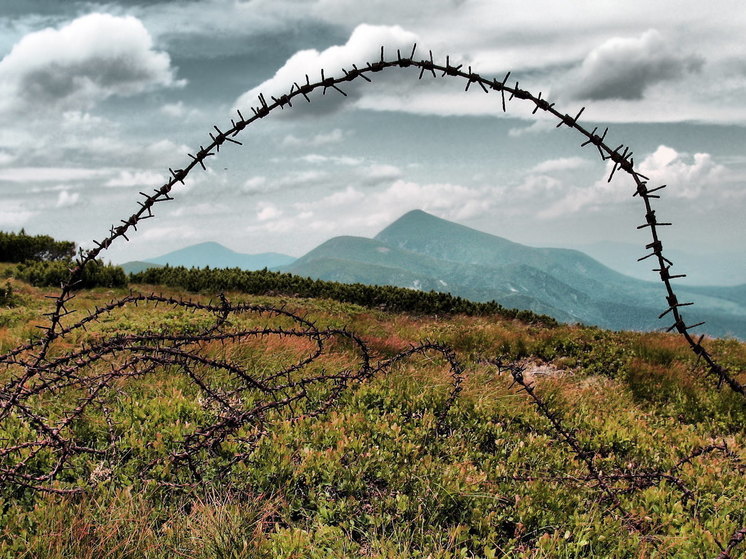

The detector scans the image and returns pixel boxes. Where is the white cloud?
[0,13,182,115]
[299,154,362,166]
[508,120,557,137]
[56,190,80,208]
[160,101,202,119]
[537,145,738,218]
[256,201,283,221]
[282,128,346,147]
[235,23,418,116]
[105,170,165,188]
[242,176,269,194]
[637,145,730,199]
[0,167,107,182]
[530,157,591,174]
[0,201,34,228]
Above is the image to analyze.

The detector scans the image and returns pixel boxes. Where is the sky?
[0,0,745,284]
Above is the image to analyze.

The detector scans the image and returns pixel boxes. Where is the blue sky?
[0,0,744,284]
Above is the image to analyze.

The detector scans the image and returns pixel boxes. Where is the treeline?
[0,230,74,263]
[1,230,126,289]
[131,265,558,326]
[13,260,127,289]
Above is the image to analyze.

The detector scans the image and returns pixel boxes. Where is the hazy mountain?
[564,240,746,286]
[122,242,295,273]
[284,210,746,339]
[120,261,164,275]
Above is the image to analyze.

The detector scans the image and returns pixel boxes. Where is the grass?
[0,277,744,557]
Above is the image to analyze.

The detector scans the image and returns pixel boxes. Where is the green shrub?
[13,259,127,289]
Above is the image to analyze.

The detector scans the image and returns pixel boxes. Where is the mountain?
[283,210,746,339]
[562,240,746,286]
[123,242,295,273]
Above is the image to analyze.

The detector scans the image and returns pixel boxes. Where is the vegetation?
[0,276,744,558]
[131,265,558,327]
[0,230,126,290]
[0,230,75,263]
[12,258,127,289]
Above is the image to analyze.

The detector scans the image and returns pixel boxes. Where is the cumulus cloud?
[538,145,735,218]
[569,30,703,101]
[0,13,182,115]
[637,145,730,199]
[234,23,418,116]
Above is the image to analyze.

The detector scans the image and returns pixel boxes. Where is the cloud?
[105,170,165,188]
[256,201,283,221]
[0,13,182,115]
[637,145,730,199]
[0,202,34,228]
[0,167,107,182]
[281,128,346,147]
[299,154,361,166]
[286,179,494,233]
[240,169,329,196]
[360,163,402,185]
[55,190,80,208]
[0,151,16,166]
[569,30,703,101]
[537,145,735,218]
[508,120,557,137]
[530,157,591,174]
[234,23,418,116]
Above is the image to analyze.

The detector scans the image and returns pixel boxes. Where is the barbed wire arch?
[29,44,739,397]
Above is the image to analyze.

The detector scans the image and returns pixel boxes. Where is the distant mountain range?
[281,210,746,339]
[120,241,295,275]
[559,240,746,287]
[123,211,746,339]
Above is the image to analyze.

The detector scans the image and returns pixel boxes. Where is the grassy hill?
[0,275,745,557]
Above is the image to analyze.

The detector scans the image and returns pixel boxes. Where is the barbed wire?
[0,293,463,492]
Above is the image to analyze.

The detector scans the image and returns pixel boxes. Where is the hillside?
[285,210,746,339]
[0,277,744,557]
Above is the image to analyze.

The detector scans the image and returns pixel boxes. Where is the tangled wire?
[0,294,463,493]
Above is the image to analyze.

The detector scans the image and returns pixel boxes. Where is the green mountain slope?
[286,210,746,338]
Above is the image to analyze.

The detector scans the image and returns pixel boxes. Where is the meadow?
[1,267,744,558]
